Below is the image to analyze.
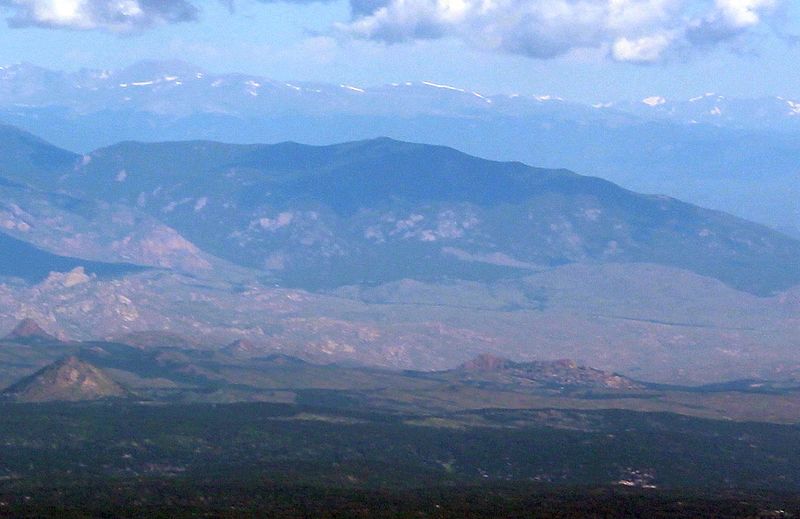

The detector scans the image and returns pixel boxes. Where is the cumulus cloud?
[0,0,198,31]
[612,32,676,62]
[715,0,777,28]
[688,0,778,43]
[339,0,784,62]
[0,0,783,62]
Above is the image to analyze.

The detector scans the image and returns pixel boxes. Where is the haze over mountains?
[0,61,798,237]
[5,2,800,512]
[0,122,799,384]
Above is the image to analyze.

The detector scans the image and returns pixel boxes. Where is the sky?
[0,0,798,101]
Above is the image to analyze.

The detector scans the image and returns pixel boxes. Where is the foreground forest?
[0,402,799,517]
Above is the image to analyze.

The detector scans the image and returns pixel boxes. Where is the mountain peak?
[2,356,128,402]
[3,318,60,344]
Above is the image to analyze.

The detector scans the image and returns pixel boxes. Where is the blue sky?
[0,0,798,101]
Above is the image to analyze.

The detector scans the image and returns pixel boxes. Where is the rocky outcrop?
[455,354,644,390]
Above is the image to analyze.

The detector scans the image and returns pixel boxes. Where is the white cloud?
[686,0,778,43]
[612,32,676,62]
[339,0,784,62]
[0,0,198,31]
[714,0,776,28]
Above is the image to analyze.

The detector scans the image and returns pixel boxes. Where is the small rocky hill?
[2,356,128,402]
[454,353,645,390]
[2,318,61,345]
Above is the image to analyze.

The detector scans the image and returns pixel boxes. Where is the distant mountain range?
[0,61,798,237]
[1,124,800,383]
[3,126,799,295]
[1,60,799,131]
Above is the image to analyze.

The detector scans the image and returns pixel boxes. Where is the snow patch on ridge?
[421,81,464,92]
[642,96,666,107]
